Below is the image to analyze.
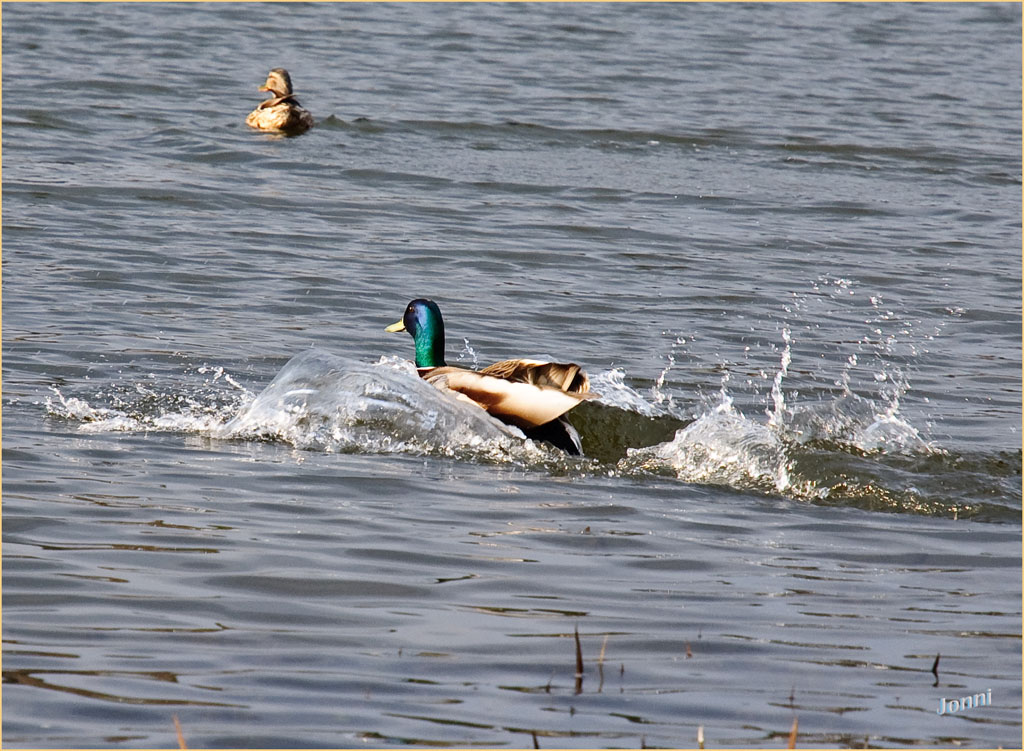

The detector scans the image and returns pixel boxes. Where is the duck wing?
[422,365,595,430]
[479,359,591,394]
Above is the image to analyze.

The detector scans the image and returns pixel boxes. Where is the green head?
[385,298,447,368]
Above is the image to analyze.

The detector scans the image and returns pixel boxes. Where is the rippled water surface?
[3,3,1021,748]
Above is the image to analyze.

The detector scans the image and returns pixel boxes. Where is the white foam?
[622,397,792,494]
[590,367,667,417]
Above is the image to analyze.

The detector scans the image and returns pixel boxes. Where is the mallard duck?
[245,68,314,134]
[386,299,597,454]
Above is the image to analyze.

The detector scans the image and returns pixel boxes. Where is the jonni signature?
[938,689,992,715]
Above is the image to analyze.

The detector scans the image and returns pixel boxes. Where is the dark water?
[3,3,1021,748]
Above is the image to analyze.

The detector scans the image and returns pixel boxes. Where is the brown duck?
[246,68,314,135]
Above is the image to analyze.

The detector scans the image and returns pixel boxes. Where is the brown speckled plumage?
[246,68,314,135]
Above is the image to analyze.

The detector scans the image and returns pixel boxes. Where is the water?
[3,3,1021,748]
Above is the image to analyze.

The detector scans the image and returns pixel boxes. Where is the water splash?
[651,334,687,410]
[590,367,666,418]
[45,367,245,434]
[46,387,143,433]
[42,298,1004,519]
[46,350,564,465]
[622,393,792,495]
[456,338,479,369]
[197,364,252,396]
[767,327,792,429]
[216,350,536,462]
